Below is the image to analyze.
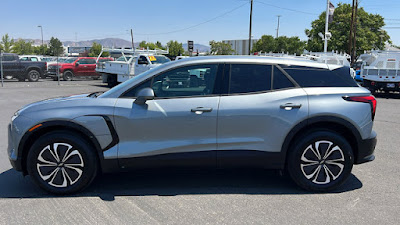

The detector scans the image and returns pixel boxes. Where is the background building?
[223,39,258,55]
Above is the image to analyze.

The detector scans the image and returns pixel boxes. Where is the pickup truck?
[47,57,113,81]
[0,53,47,81]
[97,54,171,87]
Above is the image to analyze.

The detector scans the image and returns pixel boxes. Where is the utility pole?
[248,0,253,55]
[276,15,281,38]
[323,0,330,52]
[38,25,44,55]
[352,0,358,65]
[130,29,135,52]
[1,49,3,87]
[348,0,355,63]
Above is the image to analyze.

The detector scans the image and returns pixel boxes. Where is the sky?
[0,0,400,46]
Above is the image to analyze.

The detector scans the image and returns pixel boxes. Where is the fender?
[18,118,119,175]
[281,115,363,163]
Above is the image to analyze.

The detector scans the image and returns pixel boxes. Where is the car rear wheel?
[287,130,353,192]
[63,71,74,81]
[27,131,98,194]
[27,69,40,82]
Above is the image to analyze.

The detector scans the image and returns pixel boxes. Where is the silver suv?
[8,56,377,194]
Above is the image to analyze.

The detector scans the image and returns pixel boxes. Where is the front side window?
[229,64,272,94]
[138,56,148,64]
[86,59,96,64]
[122,64,219,98]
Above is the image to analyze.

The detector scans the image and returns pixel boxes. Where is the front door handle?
[191,107,213,114]
[280,103,302,110]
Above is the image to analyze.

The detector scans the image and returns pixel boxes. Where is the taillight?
[343,96,377,120]
[371,81,375,86]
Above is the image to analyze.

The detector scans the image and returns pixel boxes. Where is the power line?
[254,0,318,16]
[135,2,249,36]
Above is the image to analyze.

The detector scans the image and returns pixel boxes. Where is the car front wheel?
[27,131,98,194]
[288,130,354,192]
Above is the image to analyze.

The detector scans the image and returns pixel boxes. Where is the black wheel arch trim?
[281,115,365,165]
[18,117,119,175]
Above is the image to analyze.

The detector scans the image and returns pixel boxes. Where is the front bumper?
[355,130,377,164]
[8,123,23,172]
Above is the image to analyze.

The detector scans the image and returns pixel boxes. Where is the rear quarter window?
[280,65,358,87]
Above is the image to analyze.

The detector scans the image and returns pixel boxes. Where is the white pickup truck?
[96,48,170,87]
[360,51,400,94]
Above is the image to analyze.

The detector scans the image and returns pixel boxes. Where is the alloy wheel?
[36,143,84,188]
[300,140,345,185]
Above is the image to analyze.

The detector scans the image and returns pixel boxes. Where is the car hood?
[18,94,90,115]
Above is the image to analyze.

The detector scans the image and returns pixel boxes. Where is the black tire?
[63,71,74,81]
[106,74,117,87]
[27,69,40,82]
[27,131,98,194]
[287,130,354,192]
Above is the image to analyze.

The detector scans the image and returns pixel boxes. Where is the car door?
[217,64,309,168]
[74,58,87,76]
[135,56,150,75]
[114,63,223,169]
[2,55,19,76]
[85,58,97,76]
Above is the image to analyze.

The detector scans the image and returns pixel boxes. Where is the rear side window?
[273,66,295,90]
[280,65,358,87]
[229,64,271,94]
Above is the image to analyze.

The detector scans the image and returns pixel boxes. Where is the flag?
[328,2,335,23]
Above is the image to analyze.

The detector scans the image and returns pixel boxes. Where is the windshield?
[100,62,173,98]
[149,55,171,64]
[116,56,132,62]
[64,58,77,63]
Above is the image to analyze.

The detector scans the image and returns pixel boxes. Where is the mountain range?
[26,38,210,52]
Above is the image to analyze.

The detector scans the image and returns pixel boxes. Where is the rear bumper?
[355,130,377,164]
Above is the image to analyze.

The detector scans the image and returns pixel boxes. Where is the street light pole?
[276,15,281,38]
[323,0,330,52]
[1,49,3,87]
[38,25,44,55]
[248,0,253,55]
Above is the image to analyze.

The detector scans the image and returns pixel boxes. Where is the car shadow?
[0,168,363,200]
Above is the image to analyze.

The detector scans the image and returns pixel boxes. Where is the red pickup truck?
[48,57,113,81]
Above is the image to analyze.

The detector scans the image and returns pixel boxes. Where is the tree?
[209,40,235,55]
[48,37,64,56]
[252,35,306,55]
[305,3,390,56]
[33,44,50,55]
[155,41,164,49]
[1,34,14,53]
[167,40,184,57]
[88,42,109,57]
[12,39,34,55]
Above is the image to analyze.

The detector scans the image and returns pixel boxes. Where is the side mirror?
[135,87,154,105]
[75,62,80,66]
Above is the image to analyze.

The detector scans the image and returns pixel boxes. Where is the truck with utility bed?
[0,53,47,82]
[95,48,170,87]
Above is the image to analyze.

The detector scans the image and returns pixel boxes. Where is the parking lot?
[0,79,399,224]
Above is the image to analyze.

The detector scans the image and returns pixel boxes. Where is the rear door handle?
[280,103,302,110]
[191,107,213,114]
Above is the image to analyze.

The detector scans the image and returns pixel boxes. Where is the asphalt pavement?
[0,79,399,224]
